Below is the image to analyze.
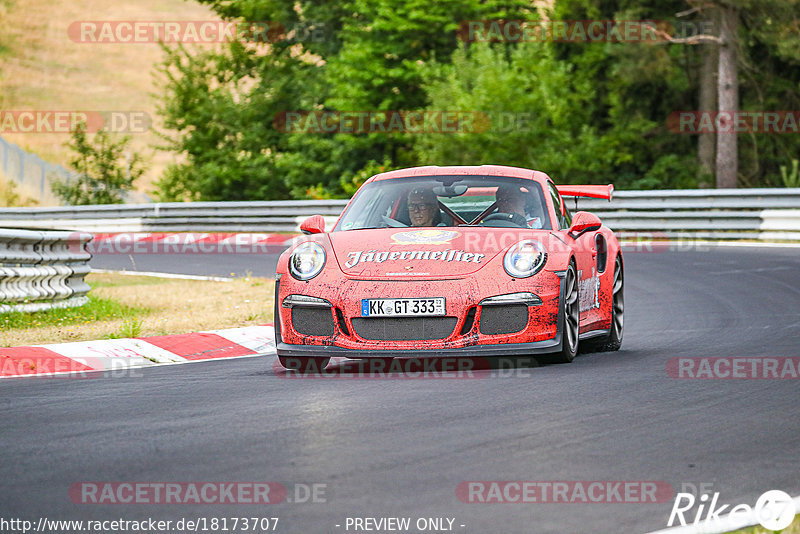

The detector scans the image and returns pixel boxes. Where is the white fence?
[0,229,93,313]
[0,189,798,241]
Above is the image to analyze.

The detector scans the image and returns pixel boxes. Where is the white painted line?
[91,269,234,282]
[644,494,800,534]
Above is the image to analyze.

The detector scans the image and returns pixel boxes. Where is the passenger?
[407,188,442,227]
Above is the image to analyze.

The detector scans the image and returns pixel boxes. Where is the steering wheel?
[382,215,408,228]
[481,212,528,227]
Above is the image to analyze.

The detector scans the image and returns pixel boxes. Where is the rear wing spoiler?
[556,184,614,201]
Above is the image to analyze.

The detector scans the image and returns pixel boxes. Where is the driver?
[407,188,442,227]
[495,184,543,228]
[496,184,527,218]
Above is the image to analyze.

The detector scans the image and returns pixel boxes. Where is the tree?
[51,126,145,205]
[548,0,800,189]
[697,7,718,187]
[155,42,309,200]
[715,3,738,188]
[156,0,533,200]
[157,0,800,196]
[643,0,800,187]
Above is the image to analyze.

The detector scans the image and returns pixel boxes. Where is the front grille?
[351,317,458,341]
[479,304,529,335]
[292,307,334,337]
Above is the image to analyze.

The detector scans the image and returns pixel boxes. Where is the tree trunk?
[698,9,718,187]
[715,4,738,188]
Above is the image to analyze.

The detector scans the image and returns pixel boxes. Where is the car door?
[547,181,600,331]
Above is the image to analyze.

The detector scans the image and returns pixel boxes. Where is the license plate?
[361,297,445,317]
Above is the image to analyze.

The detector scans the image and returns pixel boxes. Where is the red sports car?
[274,165,623,371]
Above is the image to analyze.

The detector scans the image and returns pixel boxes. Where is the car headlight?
[503,240,547,278]
[289,242,326,280]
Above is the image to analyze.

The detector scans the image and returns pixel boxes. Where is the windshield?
[334,175,551,231]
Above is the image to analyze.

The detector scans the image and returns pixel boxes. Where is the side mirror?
[300,215,325,235]
[568,211,602,238]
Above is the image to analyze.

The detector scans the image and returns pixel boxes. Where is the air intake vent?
[335,307,351,336]
[351,317,457,341]
[292,307,334,337]
[459,307,477,336]
[479,304,529,335]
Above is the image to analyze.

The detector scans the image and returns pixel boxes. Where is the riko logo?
[668,489,796,530]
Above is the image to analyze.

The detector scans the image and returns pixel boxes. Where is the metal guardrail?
[0,189,798,240]
[0,229,93,313]
[0,200,350,233]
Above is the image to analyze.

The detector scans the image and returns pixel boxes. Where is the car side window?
[547,181,569,230]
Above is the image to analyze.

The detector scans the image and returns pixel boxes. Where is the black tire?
[582,255,624,353]
[278,356,330,373]
[552,261,580,363]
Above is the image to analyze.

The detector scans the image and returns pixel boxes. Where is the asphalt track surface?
[87,246,287,278]
[2,245,800,534]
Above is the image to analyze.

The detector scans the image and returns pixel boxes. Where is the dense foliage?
[156,0,800,200]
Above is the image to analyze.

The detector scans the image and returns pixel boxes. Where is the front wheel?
[278,356,330,373]
[552,262,579,363]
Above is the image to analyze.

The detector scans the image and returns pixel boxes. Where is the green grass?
[106,318,144,339]
[0,294,148,330]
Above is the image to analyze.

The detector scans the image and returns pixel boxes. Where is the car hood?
[328,227,551,279]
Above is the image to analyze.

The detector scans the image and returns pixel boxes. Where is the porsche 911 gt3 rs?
[274,165,623,371]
